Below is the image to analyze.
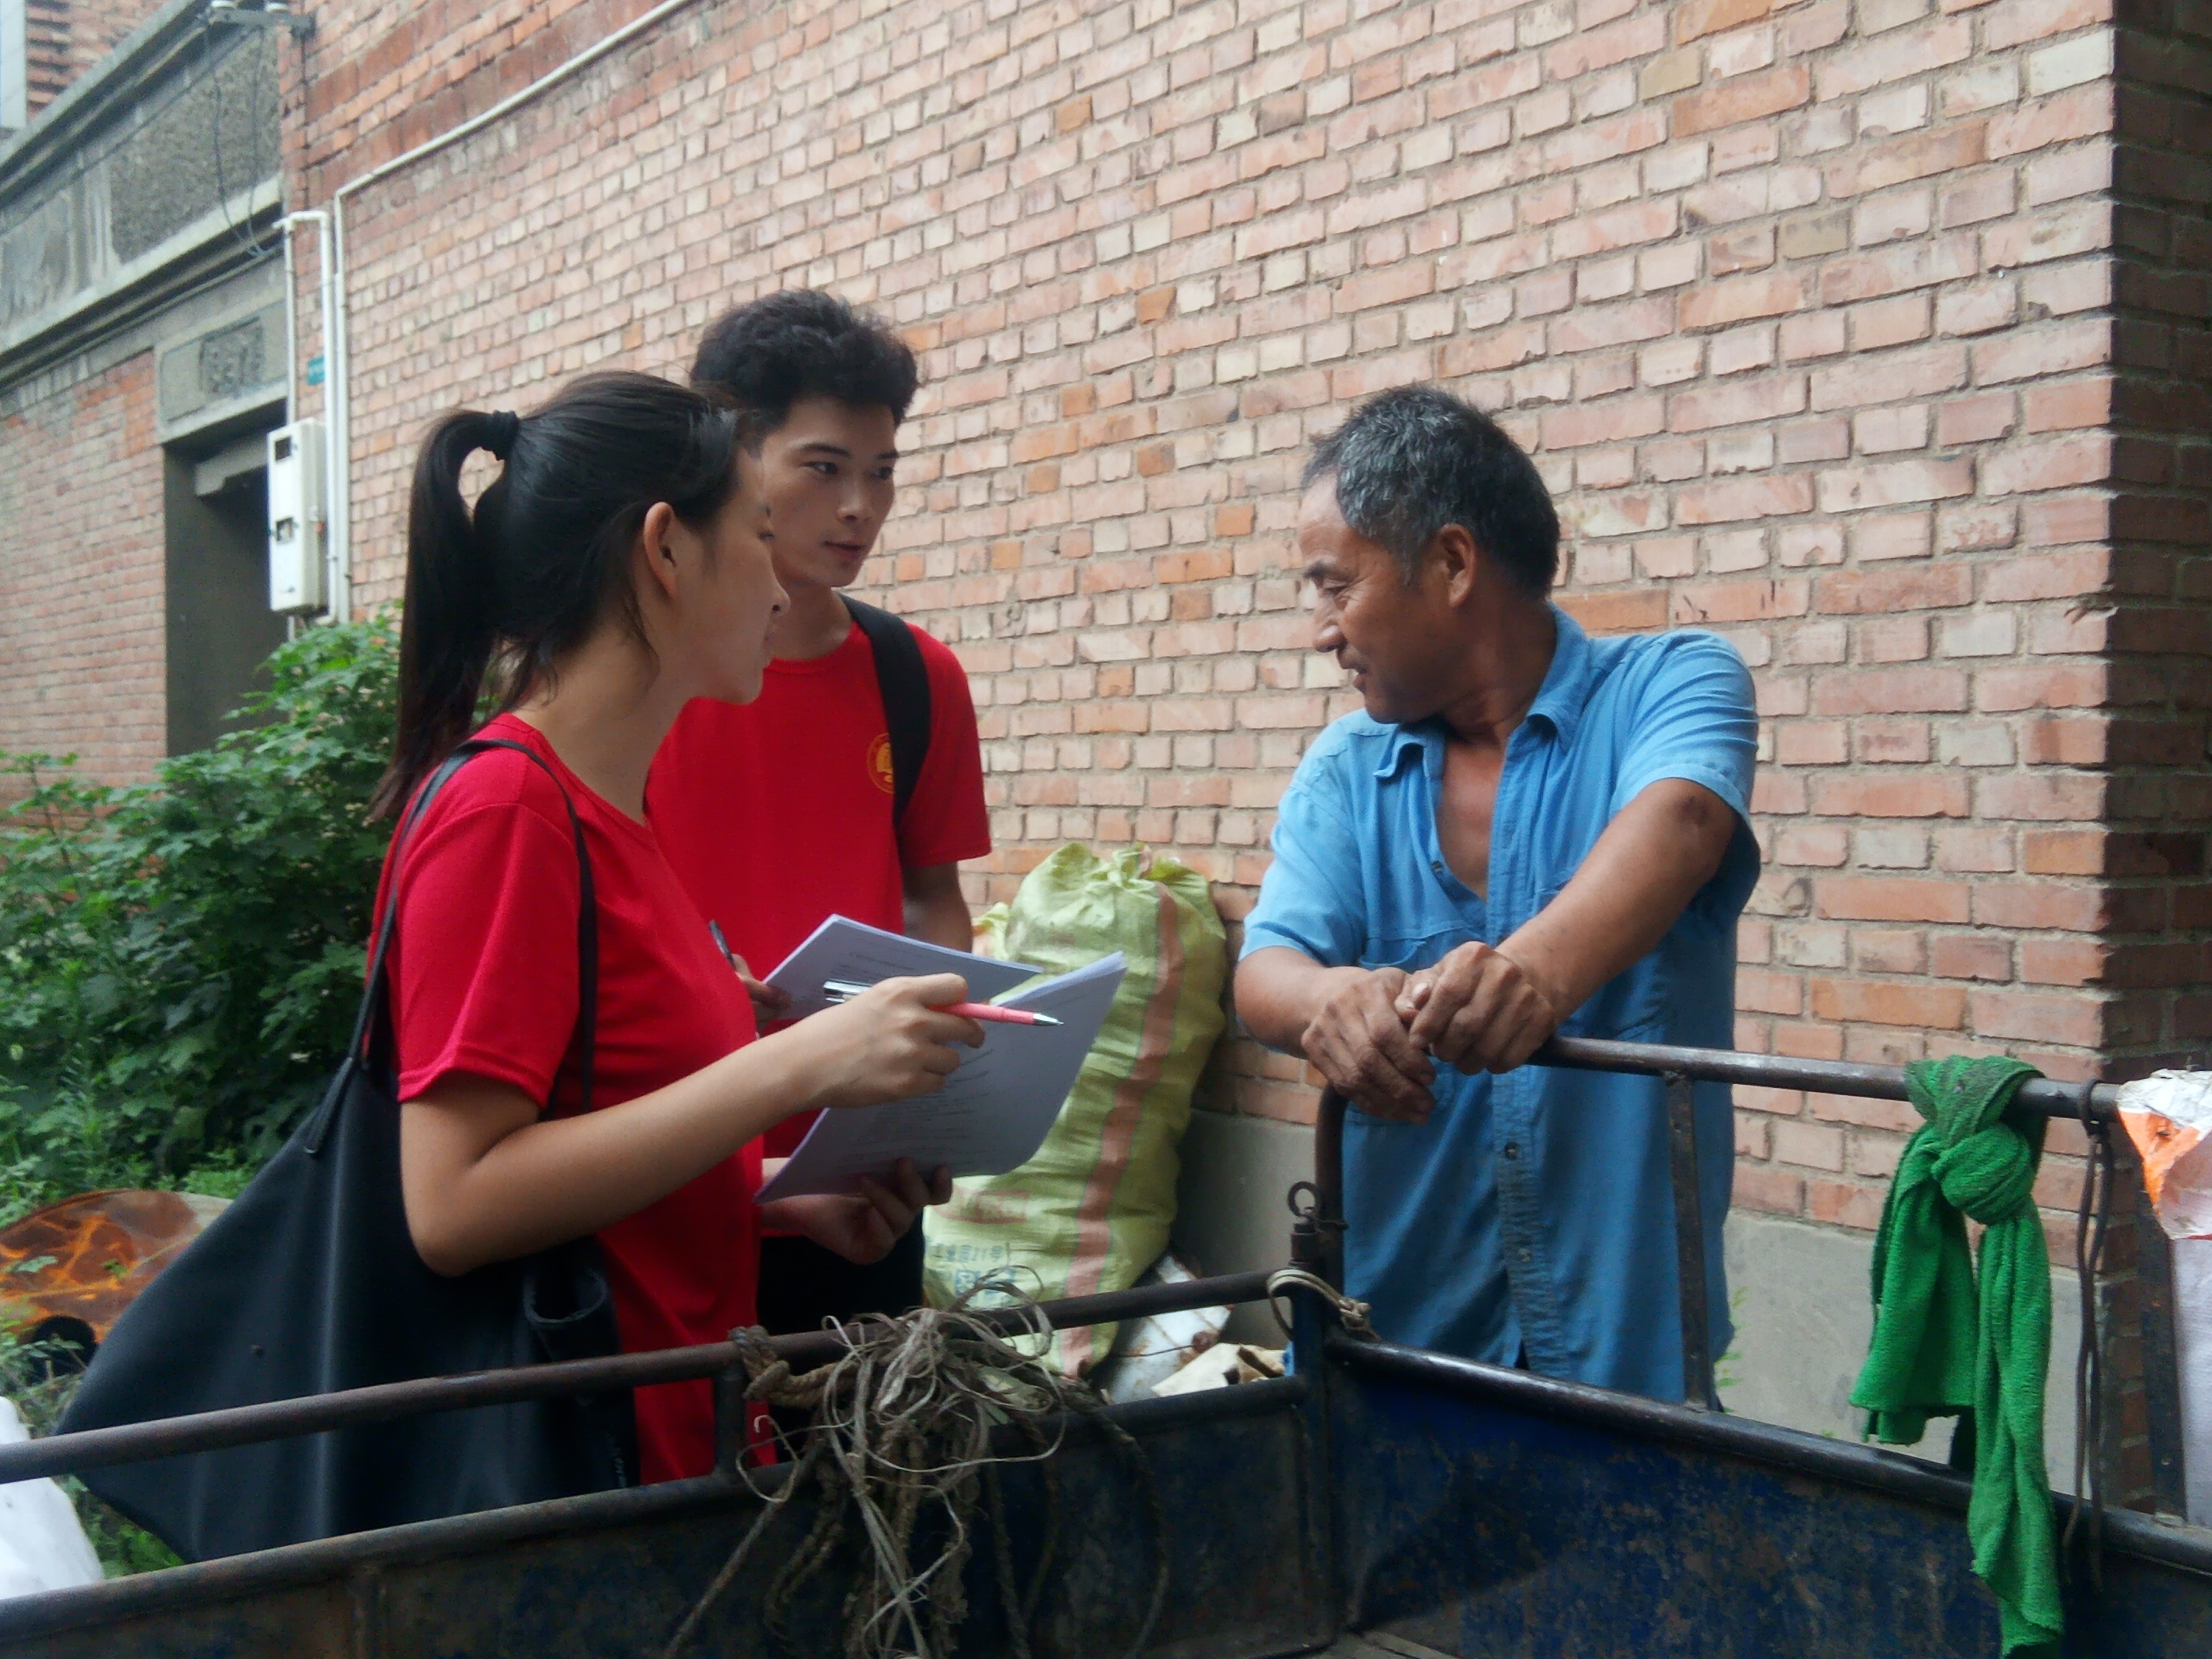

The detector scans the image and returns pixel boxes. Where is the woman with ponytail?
[371,371,980,1486]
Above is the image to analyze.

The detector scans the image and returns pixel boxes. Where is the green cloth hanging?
[1850,1054,2062,1654]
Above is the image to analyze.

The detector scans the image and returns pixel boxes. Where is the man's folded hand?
[1395,942,1561,1075]
[1298,966,1438,1122]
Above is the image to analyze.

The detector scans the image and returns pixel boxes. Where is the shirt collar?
[1523,604,1595,749]
[1370,603,1596,778]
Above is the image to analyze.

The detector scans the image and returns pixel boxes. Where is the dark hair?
[374,370,743,818]
[690,289,920,430]
[1302,386,1560,598]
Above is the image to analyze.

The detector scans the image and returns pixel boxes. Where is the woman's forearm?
[400,984,977,1276]
[403,1026,828,1274]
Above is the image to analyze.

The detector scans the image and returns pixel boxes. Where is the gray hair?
[1302,386,1560,597]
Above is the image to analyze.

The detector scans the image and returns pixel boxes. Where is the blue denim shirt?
[1242,608,1759,1401]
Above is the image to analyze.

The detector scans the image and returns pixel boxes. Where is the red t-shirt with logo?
[646,618,992,1157]
[375,714,760,1486]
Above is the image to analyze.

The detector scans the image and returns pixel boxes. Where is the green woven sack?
[923,844,1228,1378]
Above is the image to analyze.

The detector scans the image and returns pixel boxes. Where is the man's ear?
[636,501,682,605]
[1432,523,1482,606]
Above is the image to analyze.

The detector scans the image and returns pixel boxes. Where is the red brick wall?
[0,353,167,784]
[296,0,2197,1299]
[22,0,168,118]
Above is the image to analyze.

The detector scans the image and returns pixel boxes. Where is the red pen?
[821,979,1063,1027]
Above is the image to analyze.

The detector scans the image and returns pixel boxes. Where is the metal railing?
[1298,1034,2171,1503]
[0,1271,1273,1487]
[0,1036,2169,1505]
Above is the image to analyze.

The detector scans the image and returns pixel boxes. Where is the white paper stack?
[755,916,1126,1201]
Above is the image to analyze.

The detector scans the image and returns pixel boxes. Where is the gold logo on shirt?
[868,733,894,794]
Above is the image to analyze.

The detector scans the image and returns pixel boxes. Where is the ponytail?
[373,372,743,818]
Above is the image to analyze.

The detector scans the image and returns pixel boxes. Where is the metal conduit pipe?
[275,208,338,616]
[322,0,707,619]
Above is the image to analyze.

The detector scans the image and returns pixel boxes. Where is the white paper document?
[763,915,1041,1020]
[755,950,1128,1201]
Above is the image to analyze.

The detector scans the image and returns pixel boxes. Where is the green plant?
[0,616,398,1221]
[0,1328,182,1577]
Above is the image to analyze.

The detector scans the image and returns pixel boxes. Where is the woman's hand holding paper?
[759,1156,954,1266]
[782,973,985,1109]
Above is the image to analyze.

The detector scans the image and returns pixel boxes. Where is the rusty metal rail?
[0,1270,1273,1486]
[0,1040,2145,1497]
[1305,1033,2138,1436]
[1536,1034,2120,1120]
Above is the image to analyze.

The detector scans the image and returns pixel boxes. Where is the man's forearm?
[1498,778,1737,1015]
[1234,948,1364,1052]
[1236,947,1437,1120]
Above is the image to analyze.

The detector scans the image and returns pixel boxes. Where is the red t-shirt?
[646,618,992,1157]
[375,714,760,1486]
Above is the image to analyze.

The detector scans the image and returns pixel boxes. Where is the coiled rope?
[661,1286,1167,1659]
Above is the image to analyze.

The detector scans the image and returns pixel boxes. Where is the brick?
[1555,590,1670,634]
[1814,877,1971,923]
[1772,1120,1848,1171]
[1677,0,1774,42]
[1808,1180,1887,1231]
[1673,477,1816,526]
[1985,84,2116,160]
[1826,122,1987,197]
[1809,776,1970,817]
[1672,66,1811,137]
[1734,1164,1806,1216]
[1680,273,1806,329]
[1639,48,1706,100]
[1815,458,1974,512]
[1812,564,1973,613]
[1932,935,2013,981]
[1811,667,1968,715]
[1970,990,2105,1049]
[1811,978,1967,1028]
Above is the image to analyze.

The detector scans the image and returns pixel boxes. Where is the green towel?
[1850,1055,2061,1654]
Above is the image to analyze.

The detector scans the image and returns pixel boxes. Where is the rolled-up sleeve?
[1241,758,1367,968]
[1608,632,1757,822]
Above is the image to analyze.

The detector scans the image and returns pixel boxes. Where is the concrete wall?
[0,23,278,355]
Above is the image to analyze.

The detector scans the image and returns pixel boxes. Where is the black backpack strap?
[842,596,933,835]
[314,737,598,1152]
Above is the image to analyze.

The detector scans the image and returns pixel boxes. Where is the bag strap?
[842,595,933,834]
[312,738,598,1152]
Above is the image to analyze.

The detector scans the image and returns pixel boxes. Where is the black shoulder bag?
[844,595,933,830]
[59,739,636,1561]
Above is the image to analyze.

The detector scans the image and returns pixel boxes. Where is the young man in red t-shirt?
[647,291,991,1334]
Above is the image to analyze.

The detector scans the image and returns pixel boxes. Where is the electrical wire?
[207,7,279,259]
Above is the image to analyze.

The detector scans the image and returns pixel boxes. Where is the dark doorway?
[164,429,286,755]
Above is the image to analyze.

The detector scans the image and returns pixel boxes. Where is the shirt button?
[1503,1142,1519,1160]
[1430,860,1446,877]
[1517,1248,1534,1265]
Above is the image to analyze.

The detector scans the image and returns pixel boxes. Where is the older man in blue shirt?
[1236,387,1760,1403]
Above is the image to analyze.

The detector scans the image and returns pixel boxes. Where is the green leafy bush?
[0,617,398,1220]
[0,1330,181,1577]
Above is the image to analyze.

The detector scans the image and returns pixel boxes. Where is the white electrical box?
[266,420,328,615]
